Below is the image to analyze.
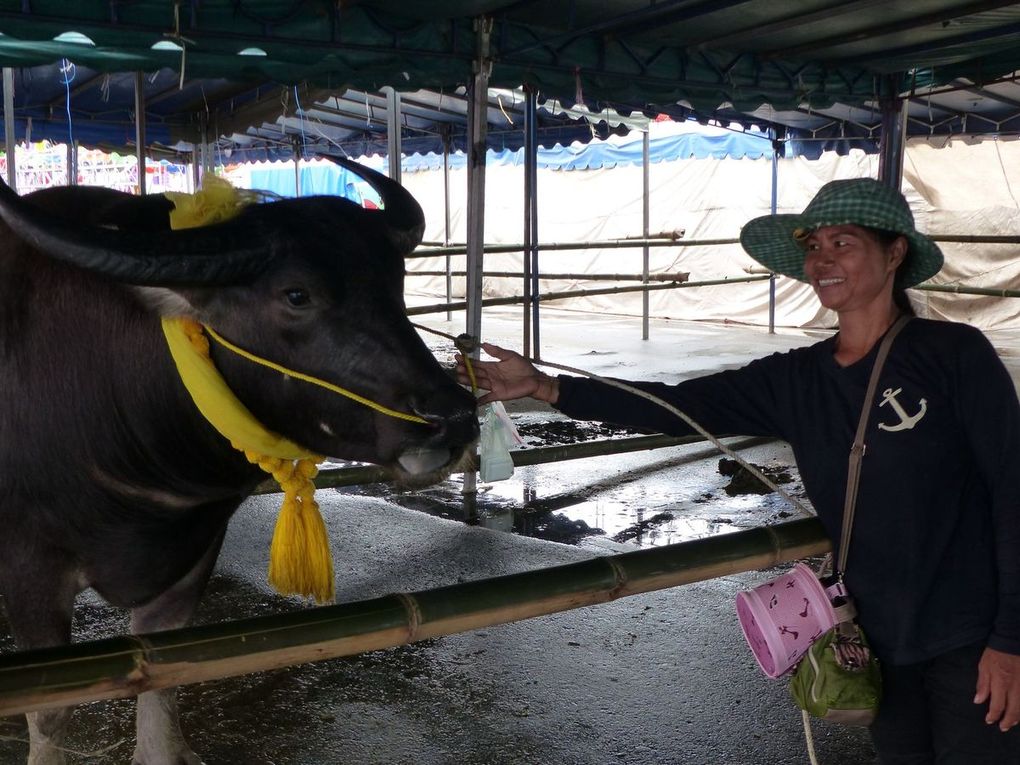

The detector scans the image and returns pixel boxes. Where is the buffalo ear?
[132,286,199,319]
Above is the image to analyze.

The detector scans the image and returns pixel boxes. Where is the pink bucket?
[735,563,839,678]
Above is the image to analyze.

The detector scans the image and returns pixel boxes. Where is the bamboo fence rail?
[409,233,1018,259]
[406,275,770,317]
[257,433,739,494]
[418,232,686,249]
[408,238,740,259]
[929,234,1020,244]
[0,517,830,717]
[407,270,691,282]
[914,283,1020,299]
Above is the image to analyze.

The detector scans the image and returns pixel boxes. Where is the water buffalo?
[0,161,478,764]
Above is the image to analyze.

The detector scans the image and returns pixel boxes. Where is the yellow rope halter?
[203,325,428,425]
[163,317,334,603]
[160,176,425,603]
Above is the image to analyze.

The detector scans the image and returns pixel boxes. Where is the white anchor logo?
[878,387,927,431]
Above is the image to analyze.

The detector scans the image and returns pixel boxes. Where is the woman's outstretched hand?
[455,342,560,405]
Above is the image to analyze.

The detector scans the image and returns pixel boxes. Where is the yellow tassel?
[253,453,335,604]
[267,492,335,604]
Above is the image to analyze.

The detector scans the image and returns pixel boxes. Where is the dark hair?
[870,228,916,317]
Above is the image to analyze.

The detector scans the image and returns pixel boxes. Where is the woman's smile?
[803,224,904,313]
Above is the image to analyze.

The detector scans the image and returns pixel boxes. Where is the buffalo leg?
[0,556,80,765]
[128,532,225,765]
[24,710,74,765]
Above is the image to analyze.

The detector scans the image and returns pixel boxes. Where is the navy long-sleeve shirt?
[554,318,1020,665]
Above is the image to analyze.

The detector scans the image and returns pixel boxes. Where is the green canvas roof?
[0,2,1018,158]
[1,1,1019,114]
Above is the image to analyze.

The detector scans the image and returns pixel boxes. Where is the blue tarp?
[403,129,777,173]
[248,164,382,203]
[247,127,780,198]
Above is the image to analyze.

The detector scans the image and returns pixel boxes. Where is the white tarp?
[401,136,1020,330]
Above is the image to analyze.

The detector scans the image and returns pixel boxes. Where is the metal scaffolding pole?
[193,119,208,191]
[523,86,539,358]
[464,19,491,347]
[769,130,779,334]
[4,67,17,191]
[462,17,493,513]
[442,125,453,321]
[66,140,78,185]
[642,130,651,341]
[384,86,402,184]
[878,74,907,189]
[134,72,147,195]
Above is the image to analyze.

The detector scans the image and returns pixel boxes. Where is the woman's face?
[802,225,906,315]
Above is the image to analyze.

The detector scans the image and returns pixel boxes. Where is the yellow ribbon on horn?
[165,174,262,230]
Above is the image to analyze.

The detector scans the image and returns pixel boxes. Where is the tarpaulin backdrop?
[397,136,1020,332]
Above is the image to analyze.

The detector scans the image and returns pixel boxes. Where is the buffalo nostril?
[410,391,480,446]
[413,407,479,443]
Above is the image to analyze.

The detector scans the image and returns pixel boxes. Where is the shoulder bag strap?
[837,315,911,575]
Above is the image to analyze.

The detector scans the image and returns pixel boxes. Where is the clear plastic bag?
[478,402,520,482]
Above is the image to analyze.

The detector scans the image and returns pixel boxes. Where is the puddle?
[348,416,808,550]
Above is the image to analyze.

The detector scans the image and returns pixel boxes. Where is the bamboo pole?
[408,238,740,259]
[427,231,684,248]
[408,233,1017,261]
[257,433,733,494]
[407,271,691,282]
[406,276,770,317]
[0,517,830,717]
[744,273,1020,301]
[929,234,1020,244]
[913,283,1020,299]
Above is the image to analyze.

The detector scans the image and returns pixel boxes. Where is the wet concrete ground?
[0,495,875,765]
[4,308,965,764]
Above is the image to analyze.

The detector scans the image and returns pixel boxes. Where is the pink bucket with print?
[735,563,839,678]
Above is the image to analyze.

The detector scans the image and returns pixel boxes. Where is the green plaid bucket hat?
[739,178,943,288]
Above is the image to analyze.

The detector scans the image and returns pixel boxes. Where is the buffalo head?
[0,160,478,481]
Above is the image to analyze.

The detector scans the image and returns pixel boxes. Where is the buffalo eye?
[283,287,311,308]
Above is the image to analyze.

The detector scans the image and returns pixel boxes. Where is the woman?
[456,178,1020,764]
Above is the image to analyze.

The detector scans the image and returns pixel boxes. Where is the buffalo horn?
[324,156,426,255]
[0,177,272,286]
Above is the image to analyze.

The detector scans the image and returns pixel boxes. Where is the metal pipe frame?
[642,130,651,341]
[384,86,402,184]
[523,86,539,358]
[134,71,146,195]
[442,125,453,322]
[768,129,780,334]
[878,74,907,189]
[462,16,494,512]
[3,67,16,191]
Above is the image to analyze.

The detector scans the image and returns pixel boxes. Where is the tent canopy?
[0,2,1018,158]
